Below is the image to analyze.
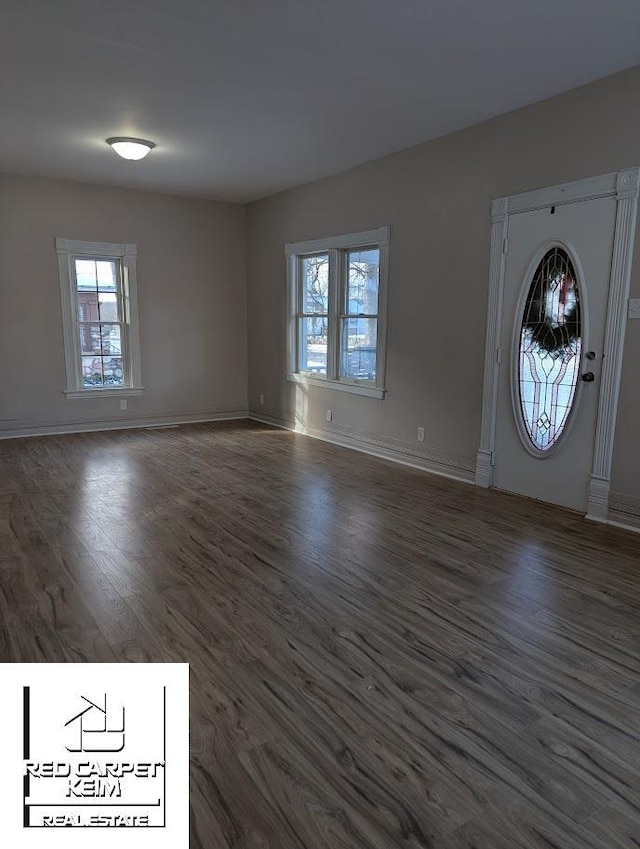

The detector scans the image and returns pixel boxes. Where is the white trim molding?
[586,168,640,520]
[0,409,248,441]
[250,411,474,484]
[284,226,390,257]
[297,423,474,483]
[285,226,390,398]
[503,172,619,215]
[476,197,508,487]
[608,491,640,532]
[56,237,144,397]
[64,387,145,399]
[476,168,640,522]
[285,372,385,399]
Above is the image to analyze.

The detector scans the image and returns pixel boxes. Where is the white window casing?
[56,238,144,398]
[285,226,389,399]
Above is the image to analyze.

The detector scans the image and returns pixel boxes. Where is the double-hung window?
[286,227,389,398]
[56,239,143,398]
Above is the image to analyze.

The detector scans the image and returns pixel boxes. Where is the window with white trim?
[56,239,143,398]
[286,227,389,398]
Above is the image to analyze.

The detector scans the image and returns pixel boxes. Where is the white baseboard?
[603,518,640,535]
[249,411,475,484]
[6,406,637,532]
[586,474,611,522]
[250,415,640,533]
[475,449,493,488]
[247,412,290,431]
[0,409,249,440]
[607,491,640,532]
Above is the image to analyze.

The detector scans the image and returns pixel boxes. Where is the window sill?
[64,387,145,399]
[286,373,385,399]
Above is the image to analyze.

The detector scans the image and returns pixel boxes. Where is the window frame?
[285,226,389,399]
[56,238,144,398]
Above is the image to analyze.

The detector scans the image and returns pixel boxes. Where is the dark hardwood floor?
[1,420,639,847]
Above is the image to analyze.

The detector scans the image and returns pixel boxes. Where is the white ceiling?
[1,0,639,203]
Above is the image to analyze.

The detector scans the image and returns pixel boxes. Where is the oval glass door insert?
[517,247,582,452]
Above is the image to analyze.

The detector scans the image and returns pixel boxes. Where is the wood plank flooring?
[1,420,639,847]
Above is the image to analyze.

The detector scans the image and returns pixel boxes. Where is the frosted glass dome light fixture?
[107,137,155,160]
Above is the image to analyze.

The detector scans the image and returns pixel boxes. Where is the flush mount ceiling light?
[106,137,155,161]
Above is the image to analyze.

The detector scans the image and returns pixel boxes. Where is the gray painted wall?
[1,66,638,516]
[246,65,640,504]
[0,174,248,435]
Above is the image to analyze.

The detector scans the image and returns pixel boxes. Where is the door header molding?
[476,168,640,521]
[491,170,640,220]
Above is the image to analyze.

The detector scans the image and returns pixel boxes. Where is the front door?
[492,195,617,511]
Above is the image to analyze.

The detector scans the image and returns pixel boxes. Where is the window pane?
[79,324,102,356]
[75,259,96,290]
[101,324,121,355]
[77,291,99,322]
[96,260,118,291]
[82,356,103,386]
[300,316,327,374]
[302,254,329,314]
[347,248,379,315]
[341,317,377,381]
[98,291,119,321]
[103,356,124,386]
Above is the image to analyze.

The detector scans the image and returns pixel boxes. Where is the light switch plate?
[628,298,640,319]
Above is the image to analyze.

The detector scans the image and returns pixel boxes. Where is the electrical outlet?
[417,426,425,443]
[120,399,127,411]
[326,409,332,422]
[628,298,640,319]
[259,394,265,405]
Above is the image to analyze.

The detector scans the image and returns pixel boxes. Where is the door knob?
[581,372,595,382]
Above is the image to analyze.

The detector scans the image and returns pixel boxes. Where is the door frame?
[476,168,640,520]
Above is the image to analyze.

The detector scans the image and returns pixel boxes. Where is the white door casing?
[476,169,640,520]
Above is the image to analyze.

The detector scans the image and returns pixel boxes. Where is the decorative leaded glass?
[517,247,582,451]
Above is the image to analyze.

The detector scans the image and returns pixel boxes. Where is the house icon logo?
[64,694,126,754]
